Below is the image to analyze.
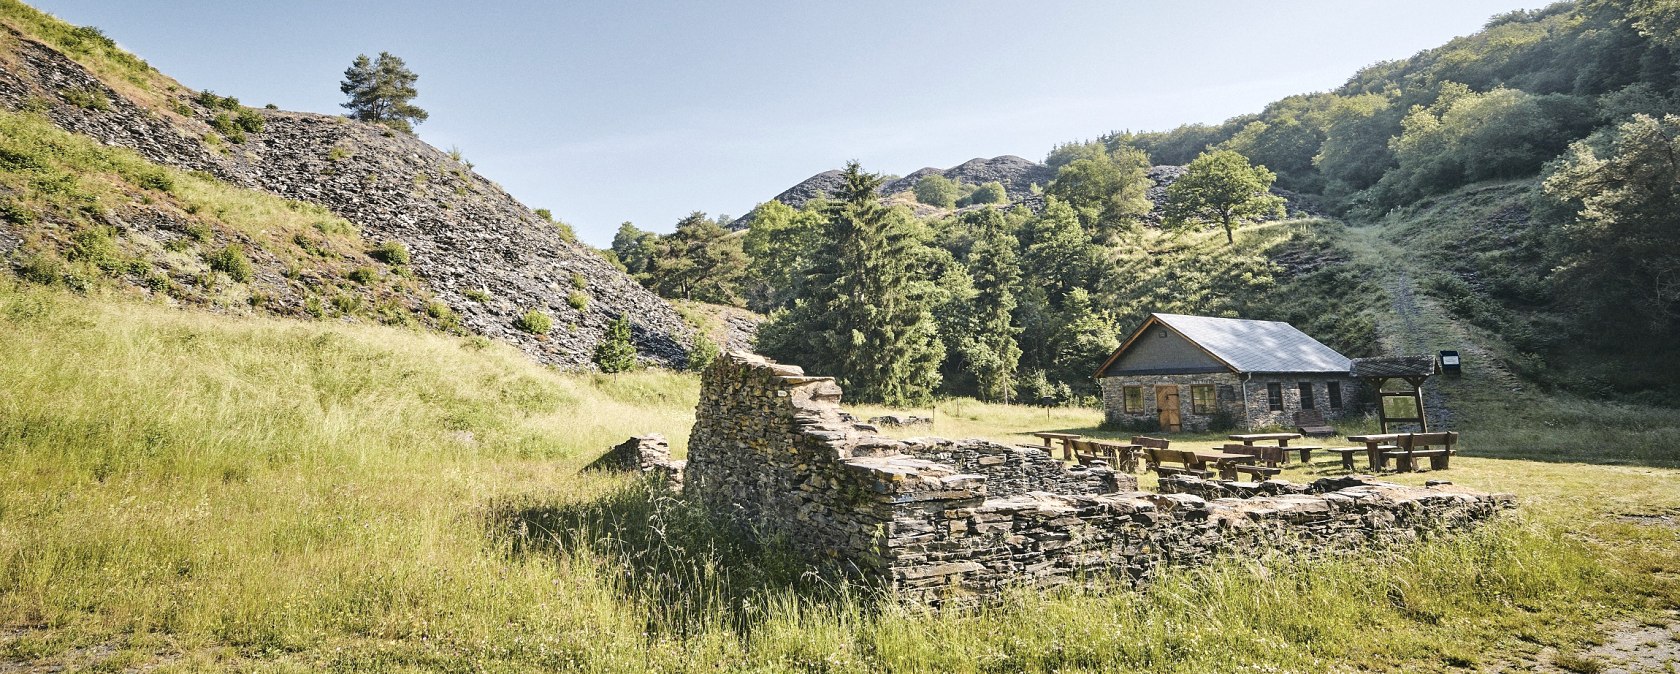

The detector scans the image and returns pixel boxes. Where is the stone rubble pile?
[0,28,692,368]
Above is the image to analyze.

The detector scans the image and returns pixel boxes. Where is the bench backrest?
[1071,438,1094,453]
[1148,448,1200,467]
[1132,436,1171,450]
[1401,431,1458,451]
[1223,443,1284,463]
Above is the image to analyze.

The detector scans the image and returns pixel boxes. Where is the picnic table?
[1087,439,1142,472]
[1227,432,1319,463]
[1190,449,1259,481]
[1344,433,1406,471]
[1030,432,1081,461]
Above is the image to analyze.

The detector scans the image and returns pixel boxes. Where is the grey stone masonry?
[1099,373,1364,431]
[685,352,1514,606]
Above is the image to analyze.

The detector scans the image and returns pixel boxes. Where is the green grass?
[0,282,1676,672]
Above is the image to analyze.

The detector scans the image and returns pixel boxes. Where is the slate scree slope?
[0,25,693,367]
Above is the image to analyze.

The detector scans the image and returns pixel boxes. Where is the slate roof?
[1149,313,1352,374]
[1351,355,1438,378]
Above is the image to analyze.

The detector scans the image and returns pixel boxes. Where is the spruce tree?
[340,52,429,133]
[760,162,943,405]
[962,209,1022,403]
[593,314,638,373]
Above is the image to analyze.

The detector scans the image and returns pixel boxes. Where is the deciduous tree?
[1163,150,1285,244]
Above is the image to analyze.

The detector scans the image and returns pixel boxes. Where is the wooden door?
[1156,385,1182,432]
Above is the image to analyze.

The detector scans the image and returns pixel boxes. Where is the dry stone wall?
[684,352,1515,605]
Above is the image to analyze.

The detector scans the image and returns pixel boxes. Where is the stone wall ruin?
[680,352,1514,604]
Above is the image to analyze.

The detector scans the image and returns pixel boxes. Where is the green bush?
[687,333,719,372]
[913,175,960,208]
[426,300,458,328]
[61,86,109,111]
[0,199,33,225]
[348,267,377,285]
[136,170,174,192]
[567,291,588,311]
[516,309,553,335]
[233,108,264,134]
[570,272,588,289]
[534,208,554,221]
[369,240,410,265]
[67,226,120,271]
[17,252,63,285]
[194,90,239,111]
[185,222,212,242]
[210,113,246,144]
[205,245,252,283]
[594,313,637,372]
[464,288,491,303]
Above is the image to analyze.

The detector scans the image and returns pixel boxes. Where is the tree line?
[609,150,1286,405]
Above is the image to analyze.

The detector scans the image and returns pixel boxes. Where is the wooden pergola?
[1351,356,1439,433]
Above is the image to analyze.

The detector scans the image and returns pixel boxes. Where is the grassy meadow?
[1,281,1678,673]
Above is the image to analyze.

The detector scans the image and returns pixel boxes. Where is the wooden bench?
[1142,446,1215,479]
[1383,432,1459,472]
[1295,409,1336,437]
[1220,443,1284,480]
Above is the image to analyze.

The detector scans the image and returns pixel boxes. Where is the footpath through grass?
[1,283,1677,672]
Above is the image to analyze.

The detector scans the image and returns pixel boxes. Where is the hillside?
[0,6,694,368]
[728,155,1053,229]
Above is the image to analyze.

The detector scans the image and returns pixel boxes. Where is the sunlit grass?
[0,283,1676,672]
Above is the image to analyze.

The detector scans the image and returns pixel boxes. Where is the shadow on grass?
[485,478,877,636]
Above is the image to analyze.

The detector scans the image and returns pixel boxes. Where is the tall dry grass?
[1,282,1676,672]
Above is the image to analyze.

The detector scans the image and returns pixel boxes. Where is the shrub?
[567,291,588,311]
[348,267,377,285]
[233,108,264,134]
[205,245,252,283]
[185,222,213,242]
[594,314,638,373]
[136,170,174,192]
[0,200,33,225]
[570,272,588,289]
[210,113,246,144]
[331,293,362,315]
[426,300,458,328]
[959,181,1008,206]
[687,333,720,372]
[194,90,239,110]
[534,208,554,221]
[913,174,960,208]
[368,240,410,265]
[464,288,491,303]
[17,252,63,285]
[515,309,553,335]
[61,86,109,111]
[67,227,121,271]
[328,146,350,162]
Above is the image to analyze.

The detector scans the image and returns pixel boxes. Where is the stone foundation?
[682,352,1514,605]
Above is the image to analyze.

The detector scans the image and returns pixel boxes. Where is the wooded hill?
[616,0,1680,406]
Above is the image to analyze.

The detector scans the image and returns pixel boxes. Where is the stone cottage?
[1094,313,1362,432]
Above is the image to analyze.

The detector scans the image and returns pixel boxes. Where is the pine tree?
[760,162,944,405]
[340,52,429,133]
[593,314,638,373]
[961,209,1022,403]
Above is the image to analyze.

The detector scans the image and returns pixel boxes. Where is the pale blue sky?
[32,1,1550,245]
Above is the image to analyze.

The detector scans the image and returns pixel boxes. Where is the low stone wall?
[683,352,1514,605]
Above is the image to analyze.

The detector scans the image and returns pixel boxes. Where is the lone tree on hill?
[594,314,638,373]
[340,52,428,133]
[1163,149,1286,244]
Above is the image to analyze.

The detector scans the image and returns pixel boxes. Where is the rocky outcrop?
[729,155,1053,230]
[0,27,691,368]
